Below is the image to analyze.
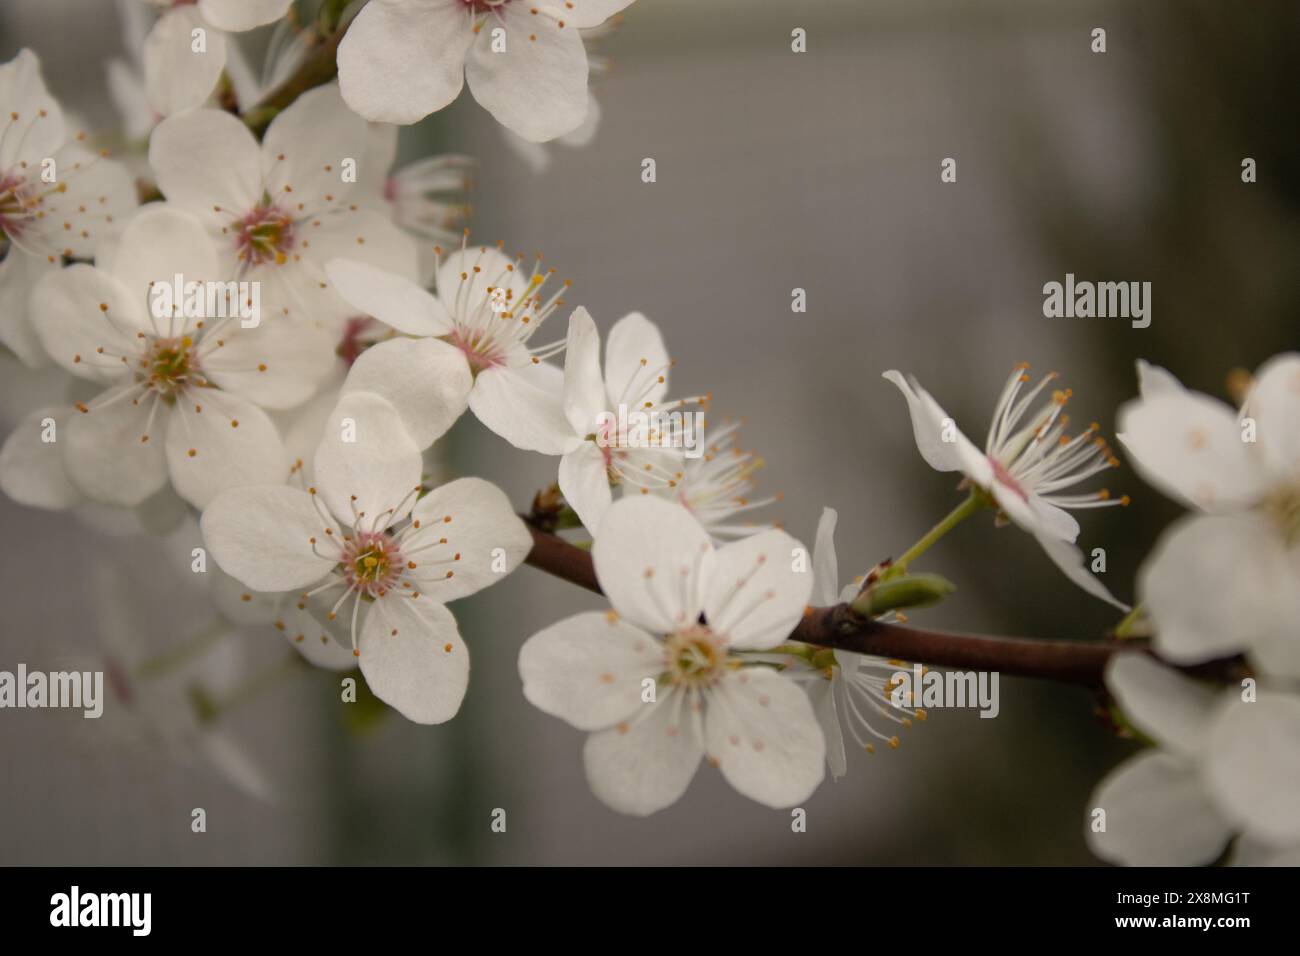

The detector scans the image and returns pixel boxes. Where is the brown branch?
[521,523,1243,687]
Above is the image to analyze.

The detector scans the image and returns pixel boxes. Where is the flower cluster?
[0,3,1295,865]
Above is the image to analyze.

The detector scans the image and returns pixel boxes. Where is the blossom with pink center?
[0,206,334,510]
[200,391,532,724]
[148,83,418,329]
[884,364,1129,609]
[0,50,139,367]
[518,495,824,815]
[338,0,636,140]
[323,243,576,453]
[554,307,708,533]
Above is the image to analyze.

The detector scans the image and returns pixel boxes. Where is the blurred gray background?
[1,0,1296,864]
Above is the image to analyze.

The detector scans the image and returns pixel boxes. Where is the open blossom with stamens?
[1118,355,1300,678]
[555,307,708,532]
[663,419,777,541]
[324,244,573,452]
[518,495,824,815]
[201,391,532,724]
[884,365,1129,609]
[784,507,920,778]
[1087,653,1300,866]
[338,0,636,140]
[137,0,293,116]
[0,50,138,367]
[148,83,417,327]
[4,205,334,509]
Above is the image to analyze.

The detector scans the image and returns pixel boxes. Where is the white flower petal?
[808,676,847,780]
[464,5,588,143]
[340,337,472,448]
[704,529,813,651]
[338,0,472,125]
[519,611,662,731]
[604,311,669,410]
[882,370,986,477]
[810,506,840,606]
[705,668,826,807]
[405,476,532,601]
[201,484,335,591]
[165,392,287,508]
[201,318,336,410]
[63,387,168,506]
[143,6,229,116]
[313,391,422,530]
[1086,750,1232,866]
[0,405,82,510]
[324,258,454,337]
[582,687,702,816]
[558,441,613,533]
[44,146,138,260]
[1135,359,1186,400]
[592,496,712,635]
[1141,512,1298,664]
[0,49,67,169]
[562,306,606,435]
[1118,390,1265,513]
[358,595,468,725]
[149,107,261,215]
[1244,351,1300,483]
[30,264,144,380]
[469,361,578,454]
[198,0,292,33]
[0,250,56,367]
[262,84,370,212]
[284,603,358,671]
[1105,653,1219,759]
[1035,532,1130,611]
[114,206,222,315]
[1206,694,1300,846]
[559,0,637,30]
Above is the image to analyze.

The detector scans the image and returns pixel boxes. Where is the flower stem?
[887,490,986,577]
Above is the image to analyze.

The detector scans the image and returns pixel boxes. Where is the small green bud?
[851,573,956,617]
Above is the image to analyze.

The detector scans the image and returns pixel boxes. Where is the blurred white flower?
[11,205,334,509]
[148,83,418,328]
[1119,355,1300,678]
[138,0,293,116]
[200,391,532,724]
[518,495,824,815]
[884,365,1129,609]
[337,0,635,140]
[1087,653,1300,866]
[324,245,572,453]
[0,49,138,366]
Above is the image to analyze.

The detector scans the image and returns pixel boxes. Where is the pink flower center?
[235,204,295,267]
[448,328,504,374]
[989,457,1029,502]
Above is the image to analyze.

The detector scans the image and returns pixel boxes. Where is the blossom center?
[663,625,727,688]
[447,328,505,375]
[144,336,198,398]
[235,204,295,267]
[341,531,404,597]
[989,456,1029,501]
[0,171,33,241]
